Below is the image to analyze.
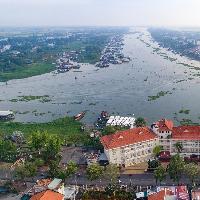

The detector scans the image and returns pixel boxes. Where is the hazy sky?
[0,0,200,27]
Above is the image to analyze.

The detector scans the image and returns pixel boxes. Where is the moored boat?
[74,111,86,121]
[0,110,15,121]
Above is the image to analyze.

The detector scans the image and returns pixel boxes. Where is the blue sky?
[0,0,199,27]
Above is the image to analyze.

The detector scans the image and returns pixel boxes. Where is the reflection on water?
[0,27,200,125]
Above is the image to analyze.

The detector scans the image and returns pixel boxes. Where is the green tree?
[0,139,17,162]
[103,164,120,184]
[184,163,200,186]
[15,162,37,181]
[15,165,29,181]
[65,160,78,177]
[59,161,78,182]
[48,160,60,178]
[174,142,183,153]
[153,145,163,157]
[28,131,48,153]
[135,117,147,127]
[168,154,184,184]
[86,164,103,181]
[43,134,62,161]
[148,159,160,170]
[25,162,37,180]
[34,158,45,167]
[154,165,166,185]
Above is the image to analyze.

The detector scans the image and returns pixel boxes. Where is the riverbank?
[1,28,200,125]
[0,27,127,82]
[0,116,82,137]
[0,62,55,82]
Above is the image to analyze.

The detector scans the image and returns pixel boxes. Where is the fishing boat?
[74,111,86,121]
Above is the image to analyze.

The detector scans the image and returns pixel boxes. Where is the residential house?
[148,186,189,200]
[30,190,64,200]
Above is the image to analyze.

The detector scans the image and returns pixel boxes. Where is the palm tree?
[153,145,163,158]
[135,117,147,127]
[174,142,183,153]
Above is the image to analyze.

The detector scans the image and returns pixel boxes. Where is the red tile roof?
[156,119,174,131]
[100,127,157,149]
[148,189,174,200]
[176,186,189,200]
[172,126,200,140]
[30,190,64,200]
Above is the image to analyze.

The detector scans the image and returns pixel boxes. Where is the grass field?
[0,62,55,82]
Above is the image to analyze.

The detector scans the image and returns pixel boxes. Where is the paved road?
[65,173,191,187]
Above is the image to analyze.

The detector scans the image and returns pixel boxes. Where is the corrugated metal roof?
[48,178,62,190]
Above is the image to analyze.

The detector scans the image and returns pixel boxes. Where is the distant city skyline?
[0,0,200,27]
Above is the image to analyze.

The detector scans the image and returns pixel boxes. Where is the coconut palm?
[174,142,183,153]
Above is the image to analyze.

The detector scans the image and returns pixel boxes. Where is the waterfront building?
[100,127,159,166]
[152,119,200,156]
[101,118,200,166]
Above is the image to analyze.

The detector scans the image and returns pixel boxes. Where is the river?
[0,27,200,125]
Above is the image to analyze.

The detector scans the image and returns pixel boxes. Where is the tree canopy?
[103,164,120,184]
[0,139,17,162]
[168,154,184,184]
[86,164,103,181]
[135,117,147,127]
[184,163,200,186]
[154,165,166,185]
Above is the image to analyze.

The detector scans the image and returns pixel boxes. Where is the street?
[65,173,191,187]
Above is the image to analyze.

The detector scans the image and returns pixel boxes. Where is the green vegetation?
[179,118,199,125]
[86,164,104,181]
[154,165,166,185]
[102,125,128,136]
[0,116,82,137]
[10,95,51,103]
[135,117,147,127]
[0,27,127,81]
[0,139,17,162]
[153,145,163,157]
[148,91,172,101]
[168,154,184,184]
[174,142,183,153]
[152,153,200,186]
[82,186,135,200]
[148,159,160,170]
[184,163,200,186]
[49,160,78,180]
[0,62,55,82]
[15,161,37,181]
[103,164,120,184]
[179,109,190,114]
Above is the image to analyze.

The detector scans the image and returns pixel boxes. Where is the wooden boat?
[74,111,86,121]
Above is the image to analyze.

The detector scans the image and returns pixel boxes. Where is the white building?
[101,118,200,167]
[152,119,200,157]
[100,127,159,167]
